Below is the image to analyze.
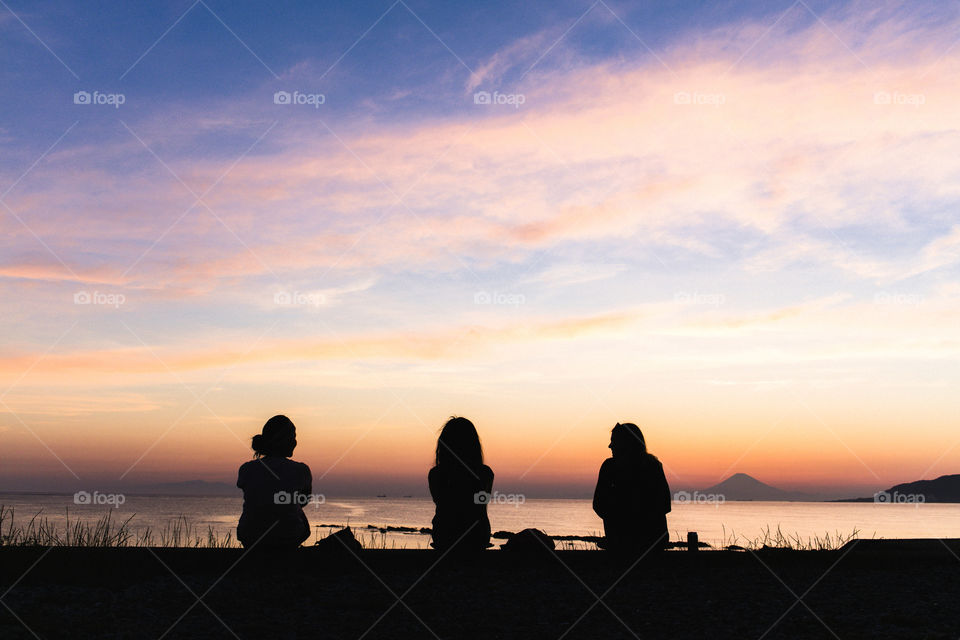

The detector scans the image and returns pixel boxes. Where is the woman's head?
[435,416,483,471]
[609,422,647,460]
[251,415,297,458]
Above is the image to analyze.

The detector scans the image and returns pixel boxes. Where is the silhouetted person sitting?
[237,415,312,549]
[428,416,494,553]
[593,422,671,554]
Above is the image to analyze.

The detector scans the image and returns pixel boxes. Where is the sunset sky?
[2,0,959,498]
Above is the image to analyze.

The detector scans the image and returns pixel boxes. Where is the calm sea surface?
[2,493,958,549]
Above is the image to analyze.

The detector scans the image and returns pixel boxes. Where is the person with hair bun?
[237,415,313,549]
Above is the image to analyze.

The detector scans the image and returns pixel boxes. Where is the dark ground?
[1,540,959,639]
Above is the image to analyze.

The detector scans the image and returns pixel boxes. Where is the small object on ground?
[687,531,699,552]
[502,528,555,554]
[315,526,362,553]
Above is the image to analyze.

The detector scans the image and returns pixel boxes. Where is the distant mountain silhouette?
[698,473,815,501]
[133,480,237,496]
[837,474,960,503]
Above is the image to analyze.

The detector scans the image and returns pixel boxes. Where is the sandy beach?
[2,540,958,639]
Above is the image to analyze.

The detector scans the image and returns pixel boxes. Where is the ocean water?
[1,493,958,549]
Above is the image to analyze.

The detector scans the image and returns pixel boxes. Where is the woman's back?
[593,423,671,553]
[238,456,312,548]
[428,463,494,551]
[237,415,313,549]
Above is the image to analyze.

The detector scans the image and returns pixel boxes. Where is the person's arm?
[657,461,671,514]
[236,464,246,490]
[592,460,613,519]
[482,466,494,494]
[302,463,313,496]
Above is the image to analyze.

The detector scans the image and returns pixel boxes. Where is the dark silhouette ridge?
[698,473,815,501]
[593,422,671,554]
[237,415,312,549]
[428,416,494,553]
[836,473,960,502]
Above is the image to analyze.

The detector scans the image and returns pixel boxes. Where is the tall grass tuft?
[0,505,235,548]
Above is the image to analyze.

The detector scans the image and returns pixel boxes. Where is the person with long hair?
[592,422,671,553]
[428,416,494,553]
[237,415,312,549]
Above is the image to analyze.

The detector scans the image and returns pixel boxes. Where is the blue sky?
[2,0,960,494]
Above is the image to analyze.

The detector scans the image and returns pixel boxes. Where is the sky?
[1,0,959,498]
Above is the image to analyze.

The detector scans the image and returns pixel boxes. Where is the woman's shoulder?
[480,464,494,480]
